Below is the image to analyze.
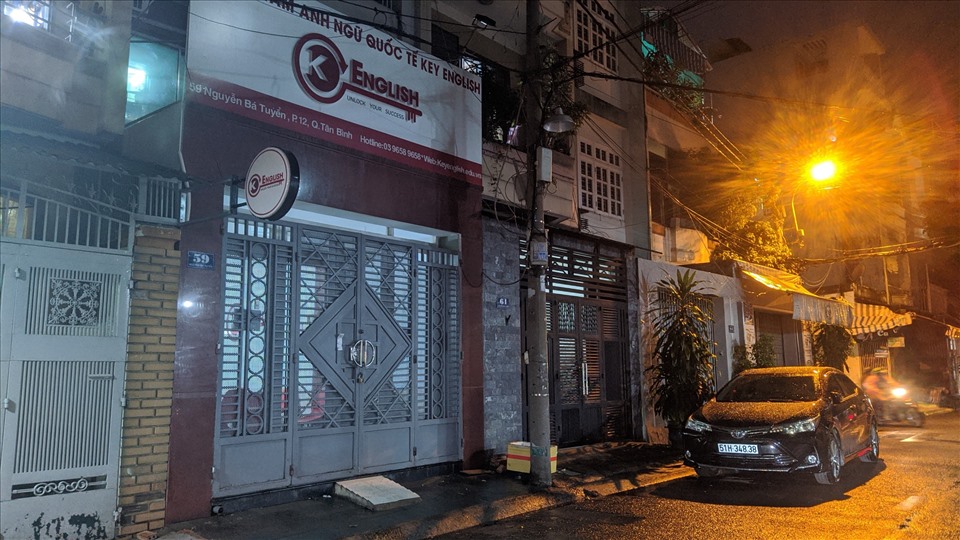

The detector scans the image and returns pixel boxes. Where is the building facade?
[160,0,483,523]
[3,2,887,538]
[1,1,186,537]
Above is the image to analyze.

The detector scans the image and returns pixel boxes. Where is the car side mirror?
[829,391,843,404]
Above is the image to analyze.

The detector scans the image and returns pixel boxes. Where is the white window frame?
[578,139,623,218]
[575,0,618,73]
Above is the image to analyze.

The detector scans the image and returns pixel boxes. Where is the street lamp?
[809,159,837,182]
[789,158,840,242]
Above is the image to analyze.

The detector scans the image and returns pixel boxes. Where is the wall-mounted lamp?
[463,14,497,52]
[543,108,575,133]
[472,14,496,30]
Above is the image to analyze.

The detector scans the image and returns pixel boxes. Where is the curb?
[917,405,955,416]
[344,463,695,539]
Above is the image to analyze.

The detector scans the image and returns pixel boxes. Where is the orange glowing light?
[809,160,837,182]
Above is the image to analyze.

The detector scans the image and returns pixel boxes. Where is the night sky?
[653,0,959,289]
[660,0,959,122]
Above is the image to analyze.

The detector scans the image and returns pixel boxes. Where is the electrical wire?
[831,237,959,255]
[333,0,527,35]
[572,2,747,169]
[793,239,960,265]
[575,113,775,265]
[193,1,954,272]
[559,0,708,72]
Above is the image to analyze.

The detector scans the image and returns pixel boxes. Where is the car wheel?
[906,409,925,427]
[695,465,722,478]
[859,423,879,463]
[815,433,842,485]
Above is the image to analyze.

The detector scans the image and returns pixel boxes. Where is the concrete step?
[334,475,421,511]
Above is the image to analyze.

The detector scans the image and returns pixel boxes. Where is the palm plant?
[647,270,716,445]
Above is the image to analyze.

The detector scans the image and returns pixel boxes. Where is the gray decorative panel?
[14,361,115,474]
[11,475,108,500]
[25,268,122,337]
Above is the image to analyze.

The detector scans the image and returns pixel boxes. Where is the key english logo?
[244,147,300,221]
[293,34,349,104]
[293,33,423,122]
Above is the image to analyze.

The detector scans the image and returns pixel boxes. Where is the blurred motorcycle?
[876,386,925,427]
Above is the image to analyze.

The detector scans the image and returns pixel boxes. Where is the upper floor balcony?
[2,1,110,56]
[2,0,130,135]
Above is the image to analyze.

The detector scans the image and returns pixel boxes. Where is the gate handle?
[581,362,589,396]
[350,340,377,367]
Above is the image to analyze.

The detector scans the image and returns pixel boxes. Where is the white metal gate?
[214,218,461,497]
[0,242,131,540]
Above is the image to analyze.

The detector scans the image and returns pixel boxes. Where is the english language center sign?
[186,0,482,184]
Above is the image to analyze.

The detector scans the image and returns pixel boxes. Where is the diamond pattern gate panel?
[296,232,417,478]
[295,228,461,478]
[292,227,362,482]
[215,219,461,495]
[356,238,415,471]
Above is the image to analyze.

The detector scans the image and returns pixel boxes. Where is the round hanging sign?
[244,147,300,221]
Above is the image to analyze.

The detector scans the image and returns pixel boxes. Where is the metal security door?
[0,242,130,540]
[527,239,630,447]
[215,218,460,497]
[215,220,295,496]
[552,299,627,445]
[295,228,416,479]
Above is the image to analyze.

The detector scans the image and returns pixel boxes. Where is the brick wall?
[481,218,524,453]
[117,225,180,538]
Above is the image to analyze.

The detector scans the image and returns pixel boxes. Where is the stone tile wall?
[481,218,524,453]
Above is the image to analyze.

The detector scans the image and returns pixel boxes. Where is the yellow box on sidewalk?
[506,441,557,473]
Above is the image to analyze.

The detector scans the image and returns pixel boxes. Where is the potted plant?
[647,270,716,447]
[732,343,752,375]
[751,334,778,368]
[812,323,854,372]
[732,335,778,375]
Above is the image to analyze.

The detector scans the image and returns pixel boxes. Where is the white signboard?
[187,0,482,184]
[244,147,300,220]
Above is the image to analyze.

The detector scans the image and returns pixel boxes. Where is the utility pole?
[524,0,551,488]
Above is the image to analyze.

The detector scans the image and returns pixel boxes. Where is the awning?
[736,260,854,327]
[1,128,192,184]
[850,303,913,335]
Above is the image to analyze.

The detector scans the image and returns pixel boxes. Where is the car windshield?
[716,374,819,403]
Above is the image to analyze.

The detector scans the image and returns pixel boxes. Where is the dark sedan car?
[683,366,879,484]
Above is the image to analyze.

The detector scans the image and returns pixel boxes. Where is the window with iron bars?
[432,24,518,144]
[579,140,622,217]
[373,0,402,13]
[575,0,618,73]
